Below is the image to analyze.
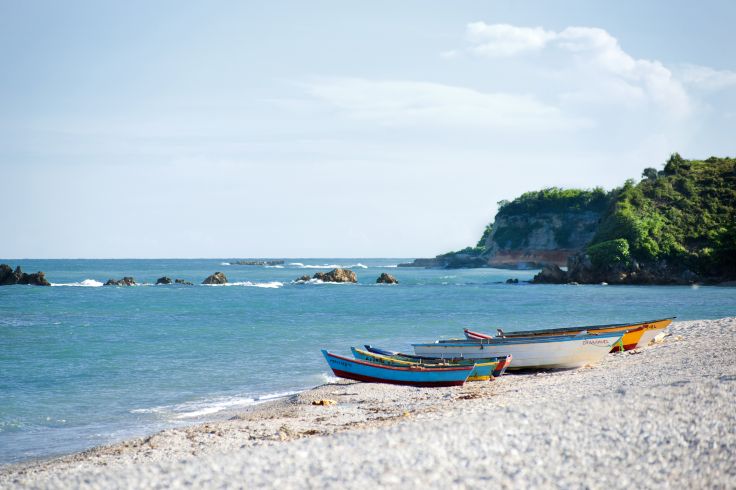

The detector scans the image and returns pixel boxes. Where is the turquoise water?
[1,258,735,464]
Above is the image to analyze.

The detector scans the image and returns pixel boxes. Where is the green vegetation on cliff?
[591,154,736,278]
[496,187,610,216]
[423,154,735,280]
[492,187,610,250]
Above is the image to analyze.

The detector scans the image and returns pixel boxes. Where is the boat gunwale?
[323,350,474,372]
[350,347,498,369]
[497,317,675,337]
[363,345,508,363]
[415,331,624,347]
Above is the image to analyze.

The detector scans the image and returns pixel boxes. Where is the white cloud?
[463,23,692,118]
[466,22,556,57]
[304,78,589,130]
[679,64,736,91]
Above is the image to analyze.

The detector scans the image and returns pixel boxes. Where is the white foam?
[131,391,300,420]
[203,281,283,288]
[220,262,231,266]
[50,279,104,287]
[265,265,284,268]
[289,262,368,269]
[293,278,355,285]
[318,372,341,384]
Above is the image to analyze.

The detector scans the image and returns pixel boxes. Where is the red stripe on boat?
[331,370,466,387]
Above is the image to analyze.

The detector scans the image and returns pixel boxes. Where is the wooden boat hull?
[351,347,497,381]
[362,345,512,378]
[492,317,673,352]
[412,332,623,370]
[322,350,472,387]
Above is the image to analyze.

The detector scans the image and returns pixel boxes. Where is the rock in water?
[0,264,17,285]
[17,271,51,286]
[104,277,136,286]
[505,278,519,284]
[295,275,312,283]
[376,273,398,284]
[313,268,357,283]
[0,264,50,286]
[531,265,568,284]
[174,279,193,285]
[156,276,173,285]
[202,272,227,285]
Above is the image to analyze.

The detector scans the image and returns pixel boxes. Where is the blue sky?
[2,1,735,258]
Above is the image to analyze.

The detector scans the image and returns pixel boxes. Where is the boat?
[321,350,474,387]
[412,331,624,370]
[350,347,498,381]
[483,317,674,351]
[363,345,513,377]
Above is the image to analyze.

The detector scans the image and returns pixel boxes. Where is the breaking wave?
[50,279,104,287]
[220,262,231,266]
[203,281,283,288]
[131,390,300,420]
[288,262,368,269]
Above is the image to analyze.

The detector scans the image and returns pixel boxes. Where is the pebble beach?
[2,317,735,489]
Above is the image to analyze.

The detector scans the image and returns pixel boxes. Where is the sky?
[1,0,735,258]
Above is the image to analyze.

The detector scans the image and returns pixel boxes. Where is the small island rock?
[313,268,357,283]
[0,264,51,286]
[104,277,136,286]
[531,265,567,284]
[202,272,228,285]
[156,276,173,285]
[376,273,398,284]
[505,278,519,284]
[295,275,312,282]
[175,279,193,285]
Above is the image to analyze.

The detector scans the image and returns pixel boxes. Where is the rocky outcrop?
[313,268,357,283]
[156,276,173,285]
[505,278,519,284]
[295,275,312,282]
[202,272,227,285]
[398,254,487,269]
[398,258,441,268]
[104,277,136,286]
[0,264,51,286]
[376,273,398,284]
[532,265,568,284]
[175,279,193,285]
[531,253,706,285]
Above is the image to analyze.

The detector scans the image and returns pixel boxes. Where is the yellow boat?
[490,317,675,352]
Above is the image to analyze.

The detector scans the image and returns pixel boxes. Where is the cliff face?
[404,155,735,282]
[484,211,601,267]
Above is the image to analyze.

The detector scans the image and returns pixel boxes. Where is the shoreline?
[2,317,735,488]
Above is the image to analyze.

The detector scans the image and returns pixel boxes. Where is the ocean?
[1,258,735,465]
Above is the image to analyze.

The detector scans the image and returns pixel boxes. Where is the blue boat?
[321,350,474,387]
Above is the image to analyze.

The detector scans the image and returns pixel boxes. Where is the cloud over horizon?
[462,22,693,119]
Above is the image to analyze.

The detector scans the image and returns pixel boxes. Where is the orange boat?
[485,317,675,352]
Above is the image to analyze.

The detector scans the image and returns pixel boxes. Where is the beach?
[2,317,734,488]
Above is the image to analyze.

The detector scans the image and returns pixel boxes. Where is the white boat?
[411,331,623,370]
